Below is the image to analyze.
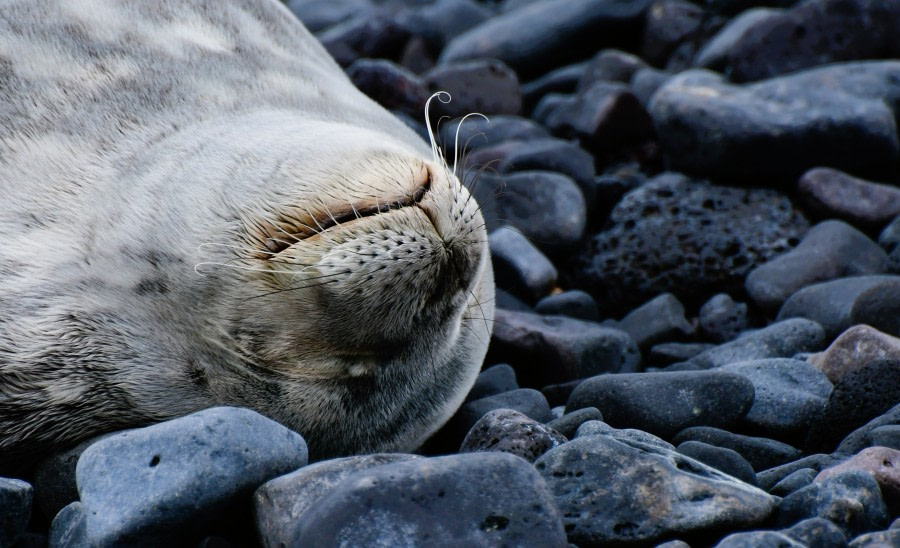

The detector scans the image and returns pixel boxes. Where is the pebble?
[0,477,32,547]
[488,308,640,387]
[423,59,522,117]
[641,0,705,67]
[286,0,373,33]
[850,277,900,337]
[798,168,900,230]
[616,293,694,350]
[317,13,410,66]
[688,318,826,369]
[770,468,817,497]
[534,290,600,322]
[450,388,553,446]
[757,454,847,492]
[676,441,758,486]
[815,446,900,510]
[693,8,782,71]
[76,407,308,546]
[464,363,519,403]
[578,49,648,90]
[346,59,427,118]
[649,342,716,366]
[48,501,87,548]
[849,528,900,547]
[699,293,749,344]
[630,67,672,106]
[837,404,900,455]
[396,0,491,52]
[880,216,900,273]
[714,530,803,547]
[521,62,587,113]
[808,324,900,382]
[289,453,568,547]
[32,434,115,521]
[489,227,557,303]
[575,420,675,450]
[439,114,550,152]
[546,407,603,439]
[566,370,755,438]
[460,408,567,462]
[869,425,900,451]
[534,435,776,546]
[672,427,802,472]
[781,517,848,547]
[253,454,421,548]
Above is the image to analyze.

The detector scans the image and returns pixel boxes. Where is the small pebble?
[776,470,889,536]
[673,426,802,472]
[460,408,567,462]
[465,363,519,403]
[489,226,558,303]
[699,293,748,344]
[546,407,603,439]
[616,293,694,350]
[534,290,600,322]
[676,441,758,486]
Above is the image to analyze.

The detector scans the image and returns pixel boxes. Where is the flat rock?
[0,477,32,547]
[76,407,308,547]
[489,227,557,303]
[676,441,758,486]
[567,370,755,438]
[460,409,567,462]
[776,470,889,536]
[699,293,749,344]
[465,363,519,403]
[673,427,802,472]
[815,446,900,509]
[808,324,900,382]
[535,435,776,546]
[616,293,694,350]
[423,59,522,117]
[535,290,600,322]
[688,318,826,369]
[290,453,568,547]
[798,167,900,230]
[488,308,640,387]
[747,220,888,313]
[254,454,421,548]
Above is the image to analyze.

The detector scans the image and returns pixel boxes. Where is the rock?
[575,420,675,450]
[440,0,653,79]
[673,427,802,472]
[465,363,519,403]
[488,308,640,387]
[676,441,758,486]
[780,517,847,547]
[808,325,900,382]
[641,0,705,67]
[521,62,587,113]
[747,221,888,313]
[770,468,817,497]
[869,426,900,451]
[460,409,567,462]
[849,528,900,547]
[850,277,900,337]
[397,0,491,51]
[254,454,421,548]
[440,114,551,153]
[649,63,900,185]
[578,49,648,90]
[778,276,899,340]
[699,294,748,344]
[76,407,309,547]
[317,13,411,66]
[286,0,374,33]
[48,501,87,548]
[567,370,755,438]
[346,59,427,118]
[32,433,115,522]
[423,59,522,117]
[489,227,557,303]
[694,8,782,70]
[534,435,776,546]
[630,67,672,106]
[757,454,847,491]
[572,173,809,313]
[0,478,32,547]
[837,404,900,456]
[290,453,568,547]
[688,319,826,369]
[776,471,889,536]
[616,293,694,350]
[720,358,832,440]
[535,290,600,322]
[806,359,900,452]
[546,407,604,439]
[815,447,900,509]
[880,216,900,273]
[798,168,900,230]
[714,530,803,547]
[649,342,717,366]
[451,389,554,445]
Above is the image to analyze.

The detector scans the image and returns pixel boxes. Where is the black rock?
[534,436,776,546]
[460,409,567,462]
[672,427,802,472]
[521,62,588,114]
[650,62,900,185]
[397,0,491,52]
[494,288,531,312]
[780,517,847,547]
[535,290,600,322]
[699,293,748,344]
[798,167,900,231]
[688,319,825,369]
[440,114,551,153]
[567,370,755,438]
[880,216,900,273]
[465,363,520,403]
[617,293,694,350]
[770,468,817,497]
[578,49,648,90]
[48,501,87,548]
[289,453,568,547]
[694,7,782,71]
[423,59,522,117]
[541,380,584,408]
[488,308,640,388]
[572,173,809,313]
[76,407,308,547]
[641,0,705,67]
[489,227,557,303]
[648,343,716,366]
[317,13,411,65]
[346,59,427,118]
[676,441,758,486]
[869,425,900,451]
[0,478,32,547]
[440,0,653,80]
[546,407,604,439]
[850,277,900,337]
[837,404,900,455]
[286,0,374,33]
[757,454,847,492]
[776,471,889,536]
[630,67,672,107]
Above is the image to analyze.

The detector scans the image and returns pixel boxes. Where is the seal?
[0,0,493,465]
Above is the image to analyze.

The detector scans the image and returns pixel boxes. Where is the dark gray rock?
[575,420,675,450]
[850,528,900,547]
[566,370,755,438]
[521,62,587,113]
[850,277,900,337]
[714,530,803,547]
[488,308,640,387]
[440,114,551,153]
[460,409,567,462]
[880,216,900,273]
[688,319,826,369]
[747,221,889,313]
[440,0,653,79]
[650,63,900,185]
[837,404,900,455]
[347,59,427,119]
[578,49,648,90]
[676,441,758,486]
[76,407,308,547]
[869,425,900,451]
[572,173,809,313]
[694,8,782,70]
[541,379,584,408]
[397,0,491,51]
[699,293,748,344]
[720,358,832,440]
[0,478,32,547]
[254,454,421,548]
[290,453,568,547]
[649,342,717,366]
[489,227,557,303]
[286,0,374,33]
[673,427,802,472]
[535,435,776,546]
[757,454,847,492]
[781,517,847,547]
[49,501,87,548]
[770,468,818,497]
[777,275,899,340]
[318,13,411,66]
[32,434,115,523]
[546,407,604,439]
[535,290,600,322]
[494,288,531,312]
[465,363,519,403]
[641,0,705,67]
[776,471,889,536]
[630,67,672,106]
[423,59,522,117]
[617,293,694,350]
[798,168,900,230]
[807,324,900,383]
[453,389,554,444]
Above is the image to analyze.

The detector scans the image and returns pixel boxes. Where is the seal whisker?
[453,113,489,178]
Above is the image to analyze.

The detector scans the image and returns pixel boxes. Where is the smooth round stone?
[286,0,374,32]
[757,454,847,492]
[534,435,776,546]
[676,441,758,486]
[770,468,817,497]
[489,226,557,303]
[781,517,847,547]
[460,409,567,462]
[714,530,803,547]
[798,167,900,230]
[849,528,900,547]
[776,470,889,536]
[0,477,32,547]
[699,294,748,344]
[48,501,87,548]
[672,427,801,472]
[396,0,491,51]
[815,447,900,507]
[630,67,672,107]
[616,293,694,350]
[575,420,674,450]
[546,407,603,439]
[423,59,522,117]
[289,453,568,547]
[688,318,825,370]
[837,403,900,456]
[808,324,900,382]
[440,115,550,153]
[649,342,716,366]
[465,363,519,403]
[640,0,704,67]
[578,49,648,90]
[317,13,411,66]
[521,62,587,112]
[535,290,600,322]
[879,216,900,273]
[541,379,585,408]
[693,8,782,71]
[566,370,755,438]
[746,220,889,313]
[851,277,900,336]
[869,425,900,451]
[346,59,427,118]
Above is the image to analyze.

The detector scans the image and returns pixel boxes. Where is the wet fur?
[0,0,494,465]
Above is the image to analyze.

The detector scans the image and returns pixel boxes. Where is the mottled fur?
[0,0,493,465]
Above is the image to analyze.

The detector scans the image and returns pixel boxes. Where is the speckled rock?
[489,227,557,303]
[688,318,825,369]
[676,441,757,486]
[798,168,900,230]
[460,409,567,462]
[450,389,554,447]
[575,420,675,450]
[0,477,32,547]
[535,290,600,322]
[616,293,694,350]
[535,435,776,546]
[673,427,802,471]
[699,294,749,344]
[776,470,889,536]
[808,324,900,382]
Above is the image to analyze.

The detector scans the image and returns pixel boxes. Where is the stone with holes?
[460,408,566,462]
[534,435,776,546]
[76,407,308,547]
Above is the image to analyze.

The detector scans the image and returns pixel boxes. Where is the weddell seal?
[0,0,494,465]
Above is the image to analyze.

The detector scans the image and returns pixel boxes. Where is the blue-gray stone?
[0,477,32,547]
[688,319,826,369]
[575,419,674,450]
[781,517,847,547]
[776,470,889,536]
[672,427,802,471]
[676,441,757,486]
[535,290,600,322]
[49,501,87,548]
[546,407,603,439]
[489,227,557,303]
[465,363,519,403]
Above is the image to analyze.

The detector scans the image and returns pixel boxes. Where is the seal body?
[0,0,493,464]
